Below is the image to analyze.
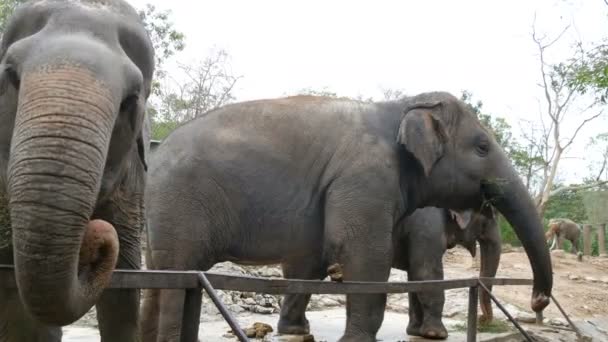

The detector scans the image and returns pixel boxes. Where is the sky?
[127,0,607,184]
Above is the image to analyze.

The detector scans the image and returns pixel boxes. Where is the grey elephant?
[546,218,581,254]
[0,1,154,341]
[142,92,553,342]
[280,206,500,339]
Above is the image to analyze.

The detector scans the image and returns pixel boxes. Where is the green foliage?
[0,0,25,33]
[138,4,185,96]
[545,188,588,223]
[453,320,511,333]
[498,214,521,246]
[565,42,608,103]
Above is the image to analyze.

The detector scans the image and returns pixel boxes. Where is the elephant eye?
[3,65,20,90]
[474,135,490,157]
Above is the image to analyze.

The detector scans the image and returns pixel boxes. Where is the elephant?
[279,205,500,339]
[546,218,581,254]
[142,92,553,342]
[0,1,154,341]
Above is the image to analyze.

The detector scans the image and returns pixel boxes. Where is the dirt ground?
[441,246,608,320]
[65,246,608,341]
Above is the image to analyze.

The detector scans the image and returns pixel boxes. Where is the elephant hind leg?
[278,256,326,335]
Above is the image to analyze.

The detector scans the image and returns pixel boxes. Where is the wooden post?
[583,224,592,256]
[180,288,203,342]
[598,223,607,257]
[467,286,478,342]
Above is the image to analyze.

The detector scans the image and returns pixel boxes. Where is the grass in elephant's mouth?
[452,319,512,333]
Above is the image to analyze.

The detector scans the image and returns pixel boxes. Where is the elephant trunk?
[8,64,119,325]
[485,163,552,312]
[478,234,501,323]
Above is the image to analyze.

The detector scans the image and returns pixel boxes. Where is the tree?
[531,21,605,217]
[151,49,241,140]
[137,4,186,96]
[0,0,26,39]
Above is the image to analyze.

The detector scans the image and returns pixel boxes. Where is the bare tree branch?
[549,181,608,197]
[563,110,604,150]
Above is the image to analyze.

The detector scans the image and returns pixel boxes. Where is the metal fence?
[0,265,539,342]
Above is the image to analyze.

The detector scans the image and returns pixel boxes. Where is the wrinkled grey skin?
[0,1,154,341]
[279,206,500,340]
[546,218,582,254]
[143,92,553,342]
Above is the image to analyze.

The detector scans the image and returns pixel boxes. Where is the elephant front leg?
[324,195,393,342]
[96,251,142,342]
[406,292,423,337]
[94,195,144,342]
[408,250,448,339]
[278,258,326,335]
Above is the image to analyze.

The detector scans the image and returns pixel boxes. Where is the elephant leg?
[324,193,393,342]
[96,247,141,342]
[278,257,326,335]
[406,292,424,336]
[0,287,62,342]
[140,249,160,342]
[570,239,579,254]
[406,249,447,339]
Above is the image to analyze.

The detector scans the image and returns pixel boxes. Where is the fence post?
[583,224,592,256]
[467,285,478,342]
[180,288,203,342]
[598,223,607,257]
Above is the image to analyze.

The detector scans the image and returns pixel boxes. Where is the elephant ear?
[397,101,448,176]
[136,112,151,172]
[449,209,473,229]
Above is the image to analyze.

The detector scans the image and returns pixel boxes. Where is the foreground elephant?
[143,92,552,342]
[280,206,500,339]
[546,218,581,254]
[0,1,154,341]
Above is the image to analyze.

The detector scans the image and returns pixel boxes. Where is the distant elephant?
[0,1,154,341]
[279,206,500,339]
[546,218,581,254]
[142,92,553,342]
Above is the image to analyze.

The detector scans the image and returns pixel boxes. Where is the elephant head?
[445,206,501,323]
[398,92,552,313]
[0,0,154,325]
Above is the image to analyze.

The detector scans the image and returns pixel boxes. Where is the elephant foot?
[419,320,448,340]
[277,317,310,335]
[406,321,422,337]
[337,333,375,342]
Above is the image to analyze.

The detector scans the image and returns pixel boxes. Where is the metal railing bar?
[197,272,249,342]
[550,294,584,340]
[477,280,534,342]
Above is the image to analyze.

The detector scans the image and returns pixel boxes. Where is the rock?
[601,277,608,284]
[244,297,256,305]
[551,249,566,258]
[549,318,568,327]
[568,274,581,281]
[516,312,537,323]
[251,305,275,314]
[585,276,599,283]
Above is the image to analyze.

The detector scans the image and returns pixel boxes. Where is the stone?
[584,276,599,283]
[548,318,568,327]
[568,274,580,281]
[516,312,537,323]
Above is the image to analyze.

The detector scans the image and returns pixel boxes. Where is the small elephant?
[143,92,552,342]
[546,218,581,254]
[0,1,155,341]
[280,206,500,340]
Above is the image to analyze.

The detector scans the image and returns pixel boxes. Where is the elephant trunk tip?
[78,219,119,289]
